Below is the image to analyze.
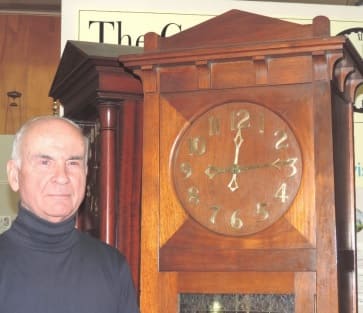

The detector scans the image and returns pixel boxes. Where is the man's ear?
[7,160,20,192]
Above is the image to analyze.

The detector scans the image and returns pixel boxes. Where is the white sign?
[78,10,212,46]
[76,9,363,53]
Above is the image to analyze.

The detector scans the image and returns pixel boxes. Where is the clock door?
[154,93,313,313]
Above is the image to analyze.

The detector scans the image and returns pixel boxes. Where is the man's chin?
[46,214,74,223]
[43,205,77,223]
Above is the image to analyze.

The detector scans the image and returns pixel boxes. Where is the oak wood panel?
[178,272,295,294]
[294,272,316,313]
[0,13,60,133]
[158,85,317,250]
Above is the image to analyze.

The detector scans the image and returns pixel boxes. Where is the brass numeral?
[179,162,192,179]
[188,136,206,156]
[230,109,251,131]
[258,112,265,134]
[275,183,288,203]
[274,129,289,150]
[230,210,243,229]
[187,186,200,205]
[285,157,299,177]
[208,116,220,136]
[209,206,220,224]
[256,202,269,220]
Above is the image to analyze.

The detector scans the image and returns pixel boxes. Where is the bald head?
[11,116,88,167]
[7,116,89,223]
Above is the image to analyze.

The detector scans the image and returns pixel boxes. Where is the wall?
[0,13,61,134]
[0,135,17,234]
[0,12,61,230]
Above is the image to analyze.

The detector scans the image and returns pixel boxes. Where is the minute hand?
[233,158,292,172]
[227,126,244,192]
[205,158,293,180]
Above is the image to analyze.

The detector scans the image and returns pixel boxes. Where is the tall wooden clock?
[121,10,363,313]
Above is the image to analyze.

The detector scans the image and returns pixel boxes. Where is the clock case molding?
[50,9,363,313]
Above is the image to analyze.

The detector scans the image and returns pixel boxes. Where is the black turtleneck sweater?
[0,207,139,313]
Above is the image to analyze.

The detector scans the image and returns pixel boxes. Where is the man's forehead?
[22,126,85,156]
[28,119,82,135]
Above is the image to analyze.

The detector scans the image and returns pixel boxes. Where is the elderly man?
[0,116,139,313]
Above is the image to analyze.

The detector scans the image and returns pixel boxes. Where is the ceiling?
[0,0,362,14]
[0,0,60,13]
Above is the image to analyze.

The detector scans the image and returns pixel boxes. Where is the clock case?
[121,10,363,313]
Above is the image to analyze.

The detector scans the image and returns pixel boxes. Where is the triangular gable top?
[145,9,330,51]
[50,41,142,96]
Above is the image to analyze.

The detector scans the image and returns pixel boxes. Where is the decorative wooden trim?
[97,102,120,245]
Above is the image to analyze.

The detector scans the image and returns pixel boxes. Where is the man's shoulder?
[0,230,11,246]
[0,231,16,260]
[76,230,125,260]
[0,233,5,248]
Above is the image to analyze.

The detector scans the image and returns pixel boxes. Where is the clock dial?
[171,101,302,236]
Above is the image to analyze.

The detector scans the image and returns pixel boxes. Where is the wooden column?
[97,102,120,246]
[115,98,143,294]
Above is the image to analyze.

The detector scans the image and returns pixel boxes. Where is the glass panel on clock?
[179,293,294,313]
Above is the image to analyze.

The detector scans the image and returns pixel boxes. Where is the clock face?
[171,101,303,236]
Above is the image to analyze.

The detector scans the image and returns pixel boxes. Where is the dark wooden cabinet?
[49,41,144,294]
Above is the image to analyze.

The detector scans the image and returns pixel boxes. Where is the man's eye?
[68,160,81,166]
[40,159,50,166]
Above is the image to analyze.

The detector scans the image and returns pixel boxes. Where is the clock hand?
[204,123,245,185]
[205,158,296,179]
[227,126,244,191]
[204,165,227,179]
[227,173,239,192]
[236,158,292,171]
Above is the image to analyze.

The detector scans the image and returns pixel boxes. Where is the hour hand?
[204,165,226,179]
[205,163,242,179]
[205,164,241,192]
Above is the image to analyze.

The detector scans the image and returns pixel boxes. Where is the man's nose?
[53,163,70,184]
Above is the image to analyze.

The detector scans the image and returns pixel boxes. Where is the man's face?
[7,119,87,223]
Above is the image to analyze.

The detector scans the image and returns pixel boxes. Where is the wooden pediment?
[49,41,143,118]
[120,10,362,105]
[51,41,140,91]
[145,9,330,51]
